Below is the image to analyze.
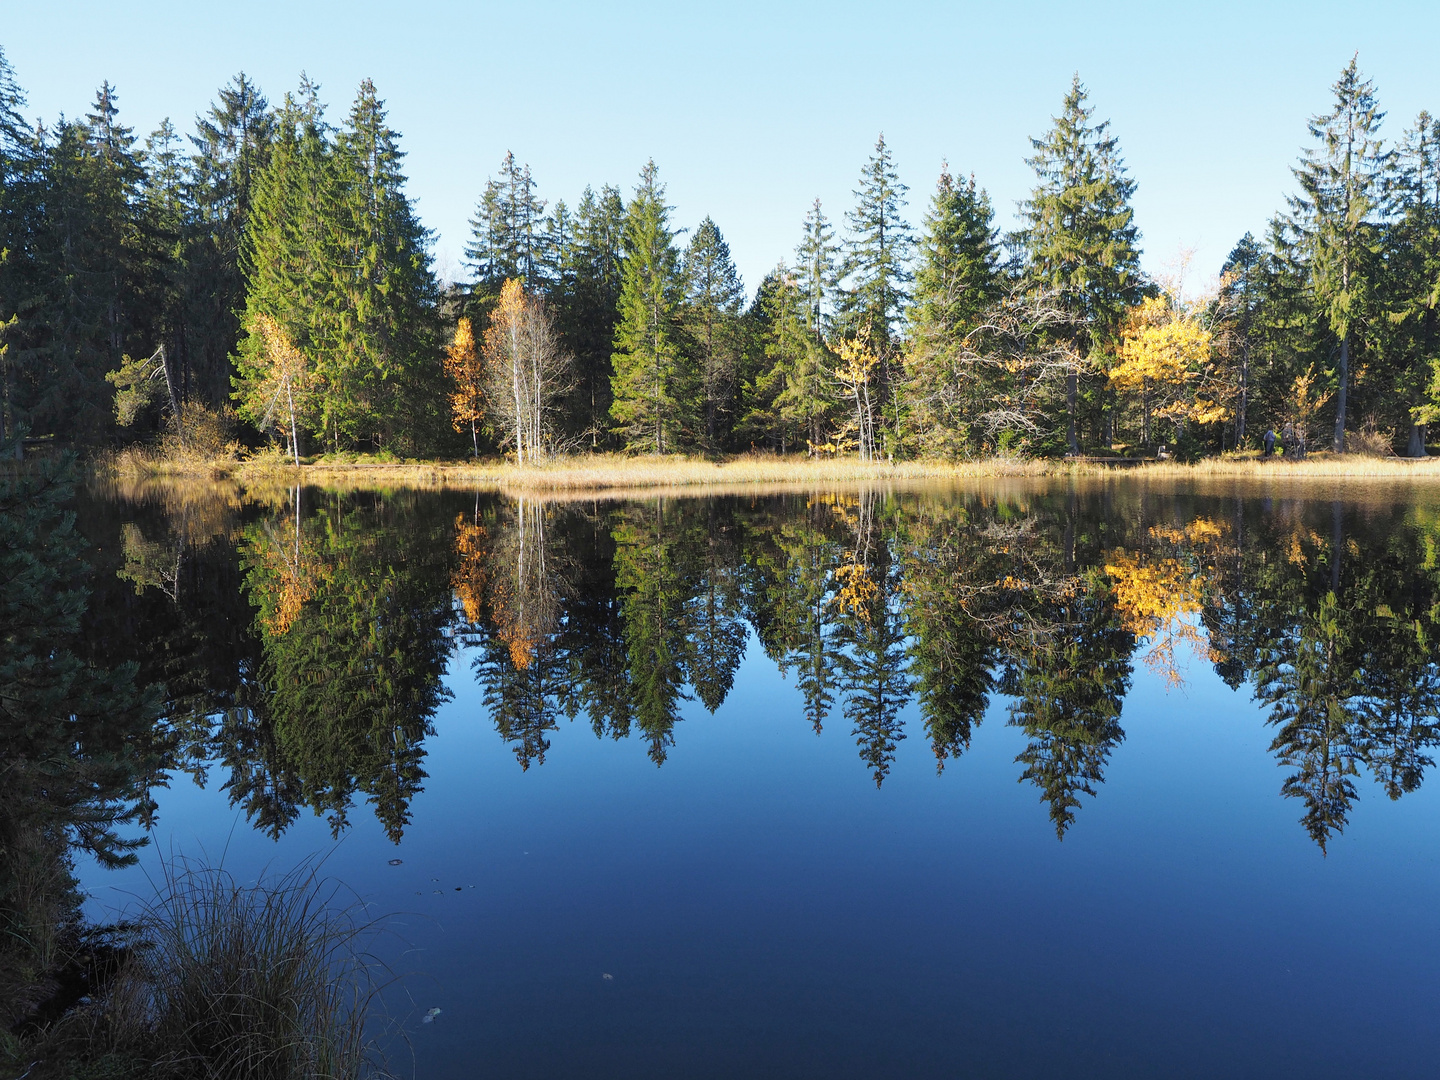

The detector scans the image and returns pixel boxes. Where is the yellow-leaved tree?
[832,328,879,461]
[1109,294,1230,448]
[235,314,313,466]
[446,316,485,457]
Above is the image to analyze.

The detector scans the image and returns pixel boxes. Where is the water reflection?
[54,480,1440,850]
[1,456,162,996]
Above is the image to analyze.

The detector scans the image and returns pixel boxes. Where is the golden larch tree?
[446,316,485,457]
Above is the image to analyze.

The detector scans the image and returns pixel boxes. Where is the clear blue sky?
[7,1,1439,294]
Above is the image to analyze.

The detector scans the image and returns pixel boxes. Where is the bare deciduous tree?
[483,279,575,465]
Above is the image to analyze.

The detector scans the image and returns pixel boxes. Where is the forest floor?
[95,448,1440,499]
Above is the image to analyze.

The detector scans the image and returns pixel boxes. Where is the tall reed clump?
[102,856,395,1080]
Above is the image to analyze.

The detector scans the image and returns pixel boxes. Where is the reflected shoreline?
[47,479,1440,854]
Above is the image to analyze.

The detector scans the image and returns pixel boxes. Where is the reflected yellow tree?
[1105,518,1227,689]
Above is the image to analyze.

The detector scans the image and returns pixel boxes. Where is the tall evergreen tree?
[329,78,441,450]
[840,134,913,449]
[739,267,806,451]
[555,184,625,445]
[235,78,438,453]
[903,162,1003,455]
[1287,57,1391,452]
[1218,233,1263,447]
[683,216,745,448]
[21,83,155,441]
[609,161,689,453]
[796,197,838,336]
[1016,75,1144,454]
[233,81,334,450]
[1389,111,1440,455]
[466,151,546,295]
[185,73,273,406]
[0,46,35,445]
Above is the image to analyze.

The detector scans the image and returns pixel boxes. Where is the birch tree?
[483,278,573,464]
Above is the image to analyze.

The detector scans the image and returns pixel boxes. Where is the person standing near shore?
[1263,429,1276,457]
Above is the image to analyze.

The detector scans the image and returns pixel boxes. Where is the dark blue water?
[67,482,1440,1078]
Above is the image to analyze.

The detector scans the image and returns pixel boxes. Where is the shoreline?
[90,451,1440,497]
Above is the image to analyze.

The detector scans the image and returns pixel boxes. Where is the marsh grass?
[97,447,1440,502]
[1128,452,1440,480]
[7,856,401,1080]
[112,855,397,1080]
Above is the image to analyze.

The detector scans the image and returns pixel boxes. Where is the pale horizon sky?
[7,1,1439,297]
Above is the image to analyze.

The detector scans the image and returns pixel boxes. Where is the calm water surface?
[63,479,1440,1078]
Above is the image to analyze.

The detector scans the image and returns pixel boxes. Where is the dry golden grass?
[95,448,1440,501]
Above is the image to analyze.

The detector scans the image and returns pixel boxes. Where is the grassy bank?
[101,449,1055,494]
[97,447,1440,497]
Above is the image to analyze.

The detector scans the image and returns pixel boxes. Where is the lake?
[52,477,1440,1077]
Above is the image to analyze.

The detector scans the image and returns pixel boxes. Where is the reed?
[95,447,1440,499]
[20,856,403,1080]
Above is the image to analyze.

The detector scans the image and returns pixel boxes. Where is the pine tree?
[796,198,838,335]
[329,78,441,450]
[1016,75,1144,454]
[683,216,745,448]
[1389,112,1440,455]
[234,81,334,455]
[466,151,546,296]
[185,73,273,406]
[609,161,688,453]
[739,266,806,450]
[1287,57,1391,452]
[903,162,1002,455]
[840,134,912,449]
[1218,233,1263,447]
[556,184,625,445]
[0,46,34,446]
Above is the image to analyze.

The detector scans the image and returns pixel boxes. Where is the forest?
[0,48,1437,462]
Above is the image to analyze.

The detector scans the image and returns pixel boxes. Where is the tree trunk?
[286,378,300,467]
[1333,334,1348,452]
[1066,372,1078,455]
[1142,382,1151,447]
[1407,421,1427,458]
[1237,343,1249,446]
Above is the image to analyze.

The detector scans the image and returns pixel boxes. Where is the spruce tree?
[186,73,273,406]
[0,46,34,445]
[609,161,688,453]
[1016,75,1144,454]
[840,134,912,449]
[796,197,838,335]
[1287,57,1391,452]
[683,215,745,448]
[1219,233,1263,447]
[558,184,625,445]
[466,151,546,296]
[904,162,1002,455]
[24,84,154,441]
[330,78,441,450]
[1388,112,1440,455]
[739,266,806,450]
[234,82,334,451]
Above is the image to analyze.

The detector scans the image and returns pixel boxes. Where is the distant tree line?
[0,48,1436,459]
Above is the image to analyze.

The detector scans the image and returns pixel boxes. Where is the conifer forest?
[0,49,1434,469]
[1,48,1438,463]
